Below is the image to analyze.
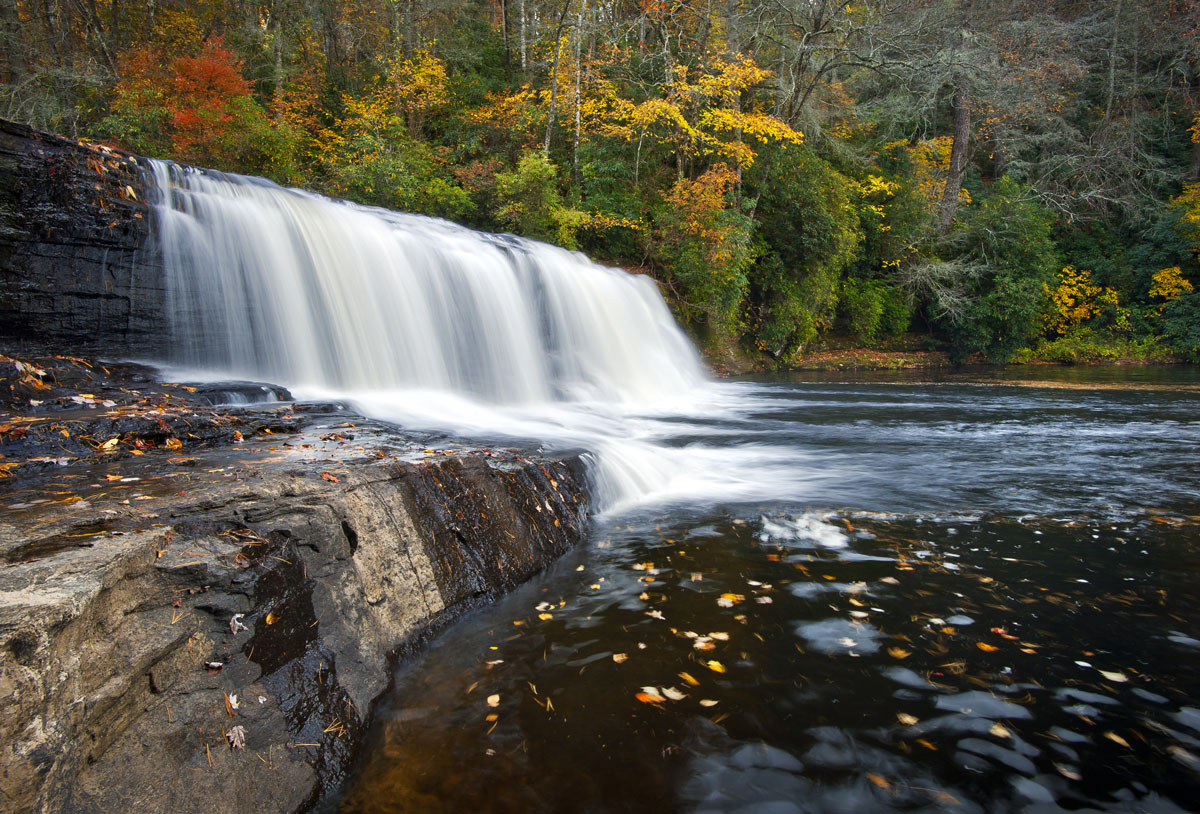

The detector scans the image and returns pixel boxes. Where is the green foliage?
[651,165,757,339]
[942,177,1061,362]
[1017,327,1169,365]
[746,145,863,356]
[1161,292,1200,362]
[494,151,562,243]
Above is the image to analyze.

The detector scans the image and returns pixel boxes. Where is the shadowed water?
[336,374,1200,813]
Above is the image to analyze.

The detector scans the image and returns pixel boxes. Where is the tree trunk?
[572,0,586,184]
[519,0,527,73]
[500,0,510,67]
[543,0,573,155]
[937,76,970,233]
[0,0,28,85]
[1105,0,1122,121]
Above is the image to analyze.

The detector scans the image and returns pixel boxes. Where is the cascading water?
[147,161,820,513]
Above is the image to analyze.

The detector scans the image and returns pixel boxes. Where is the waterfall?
[147,162,818,513]
[150,161,704,404]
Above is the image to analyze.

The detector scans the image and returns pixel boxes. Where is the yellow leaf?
[888,647,912,659]
[705,660,726,674]
[678,671,700,686]
[990,722,1011,738]
[1104,731,1130,748]
[977,642,999,652]
[897,713,919,726]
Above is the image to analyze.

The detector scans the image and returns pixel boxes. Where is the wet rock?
[0,119,166,356]
[0,355,590,813]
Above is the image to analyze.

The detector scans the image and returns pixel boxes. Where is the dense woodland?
[2,0,1199,364]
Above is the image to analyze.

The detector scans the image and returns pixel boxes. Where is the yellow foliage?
[1173,183,1200,253]
[895,137,972,214]
[1046,266,1125,334]
[1149,267,1193,301]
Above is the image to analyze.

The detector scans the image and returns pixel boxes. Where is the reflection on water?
[337,376,1200,813]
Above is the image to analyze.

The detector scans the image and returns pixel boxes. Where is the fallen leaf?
[612,653,628,663]
[705,660,726,674]
[164,437,183,450]
[989,722,1011,738]
[679,671,700,686]
[1097,669,1128,683]
[897,713,919,726]
[867,773,891,792]
[976,642,999,652]
[1104,731,1130,748]
[487,694,500,708]
[662,687,686,701]
[265,612,278,626]
[226,725,246,749]
[321,471,340,483]
[636,688,665,704]
[887,647,912,659]
[1054,762,1082,781]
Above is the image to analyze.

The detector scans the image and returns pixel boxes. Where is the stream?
[335,369,1200,813]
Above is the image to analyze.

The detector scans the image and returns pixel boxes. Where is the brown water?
[336,371,1200,813]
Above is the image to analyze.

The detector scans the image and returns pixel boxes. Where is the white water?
[149,162,821,513]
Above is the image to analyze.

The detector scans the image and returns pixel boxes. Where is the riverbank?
[699,332,1187,376]
[0,351,590,813]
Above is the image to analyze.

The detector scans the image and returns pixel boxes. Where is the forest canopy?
[2,0,1199,364]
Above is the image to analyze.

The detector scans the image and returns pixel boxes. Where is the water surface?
[338,371,1200,813]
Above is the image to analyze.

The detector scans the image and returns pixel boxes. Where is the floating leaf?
[976,642,999,652]
[1104,731,1130,748]
[989,722,1011,738]
[487,694,500,708]
[1097,669,1128,683]
[867,773,891,792]
[1054,762,1082,781]
[897,713,919,726]
[705,660,726,674]
[265,612,278,625]
[679,671,700,686]
[662,687,686,701]
[699,699,719,707]
[636,688,665,704]
[887,647,912,659]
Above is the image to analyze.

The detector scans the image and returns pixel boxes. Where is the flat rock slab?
[0,353,590,813]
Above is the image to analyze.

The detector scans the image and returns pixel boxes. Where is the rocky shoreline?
[0,352,590,812]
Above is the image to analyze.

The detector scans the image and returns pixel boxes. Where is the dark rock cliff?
[0,118,166,355]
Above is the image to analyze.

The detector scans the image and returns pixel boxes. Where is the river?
[329,369,1200,813]
[143,165,1200,812]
